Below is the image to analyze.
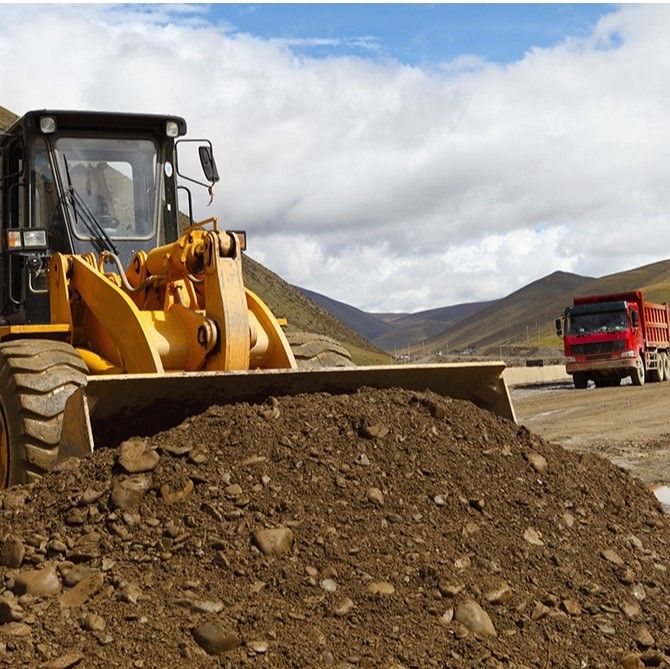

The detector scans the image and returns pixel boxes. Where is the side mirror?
[555,318,563,337]
[631,311,639,327]
[175,138,220,189]
[198,146,219,184]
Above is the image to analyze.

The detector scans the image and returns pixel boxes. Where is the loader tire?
[631,356,645,387]
[0,340,88,487]
[284,331,355,370]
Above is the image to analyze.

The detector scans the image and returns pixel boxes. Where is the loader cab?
[0,110,217,326]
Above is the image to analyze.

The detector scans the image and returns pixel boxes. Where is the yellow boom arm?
[48,222,296,374]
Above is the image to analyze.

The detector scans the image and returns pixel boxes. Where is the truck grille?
[571,340,625,356]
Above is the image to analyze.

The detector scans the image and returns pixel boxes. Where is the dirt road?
[513,381,670,487]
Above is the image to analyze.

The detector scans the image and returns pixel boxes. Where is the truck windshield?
[567,310,629,334]
[53,137,159,240]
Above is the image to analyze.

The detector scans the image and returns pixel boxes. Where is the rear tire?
[631,356,645,386]
[662,352,670,382]
[0,340,87,486]
[650,352,664,383]
[284,331,355,369]
[573,373,588,389]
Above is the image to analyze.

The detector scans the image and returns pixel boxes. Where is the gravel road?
[513,381,670,487]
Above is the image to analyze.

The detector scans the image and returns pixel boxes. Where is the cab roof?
[7,109,187,137]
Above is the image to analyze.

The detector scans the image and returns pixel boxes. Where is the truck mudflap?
[59,362,515,459]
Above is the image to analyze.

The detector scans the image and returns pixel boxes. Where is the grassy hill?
[297,286,394,342]
[299,285,495,353]
[417,270,592,353]
[371,301,495,352]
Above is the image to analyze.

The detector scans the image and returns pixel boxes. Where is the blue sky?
[209,4,615,64]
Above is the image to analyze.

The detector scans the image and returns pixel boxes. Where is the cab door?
[0,138,26,319]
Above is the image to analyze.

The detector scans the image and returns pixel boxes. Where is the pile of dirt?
[0,388,668,668]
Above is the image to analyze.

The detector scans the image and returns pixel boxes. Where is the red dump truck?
[556,291,670,388]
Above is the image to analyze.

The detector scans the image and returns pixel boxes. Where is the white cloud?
[1,4,670,312]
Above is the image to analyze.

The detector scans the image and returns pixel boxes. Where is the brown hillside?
[419,270,592,352]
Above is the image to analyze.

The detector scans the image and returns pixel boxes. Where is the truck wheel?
[650,353,664,382]
[662,353,670,382]
[573,373,588,389]
[631,356,645,386]
[0,340,88,487]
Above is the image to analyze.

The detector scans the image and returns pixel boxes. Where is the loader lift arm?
[47,222,297,375]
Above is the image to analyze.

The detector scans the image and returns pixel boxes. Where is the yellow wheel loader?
[0,110,515,487]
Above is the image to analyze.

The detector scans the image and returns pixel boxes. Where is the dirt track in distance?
[513,381,670,486]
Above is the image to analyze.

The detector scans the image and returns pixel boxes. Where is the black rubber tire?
[284,331,355,370]
[662,352,670,382]
[573,373,588,389]
[631,356,645,387]
[0,340,88,486]
[650,353,664,383]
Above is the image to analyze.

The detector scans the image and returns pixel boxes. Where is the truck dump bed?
[641,301,670,348]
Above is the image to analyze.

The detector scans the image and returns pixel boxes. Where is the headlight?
[39,116,56,134]
[565,356,576,363]
[621,349,636,358]
[165,121,179,138]
[23,230,47,248]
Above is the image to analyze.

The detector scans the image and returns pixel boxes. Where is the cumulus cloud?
[1,4,669,311]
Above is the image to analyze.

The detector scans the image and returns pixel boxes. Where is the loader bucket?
[59,362,515,459]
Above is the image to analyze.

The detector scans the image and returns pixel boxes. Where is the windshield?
[53,137,159,240]
[567,310,629,334]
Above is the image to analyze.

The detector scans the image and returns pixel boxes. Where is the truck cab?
[557,291,670,388]
[0,110,217,326]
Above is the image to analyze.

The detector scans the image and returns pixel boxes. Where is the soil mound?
[0,388,668,668]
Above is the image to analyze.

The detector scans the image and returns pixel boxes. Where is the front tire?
[0,340,87,486]
[573,372,588,389]
[631,356,645,387]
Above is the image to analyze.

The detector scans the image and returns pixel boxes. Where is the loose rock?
[117,439,160,473]
[14,564,61,597]
[454,599,496,636]
[253,528,293,556]
[111,475,151,509]
[192,622,239,655]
